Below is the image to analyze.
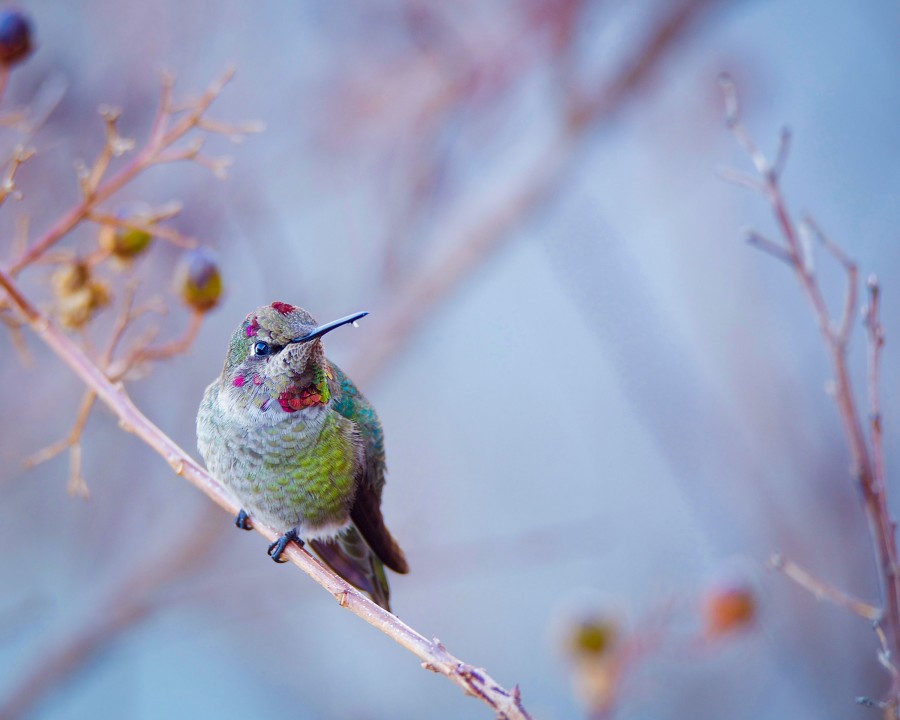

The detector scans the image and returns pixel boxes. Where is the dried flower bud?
[0,9,32,66]
[56,282,111,329]
[176,247,222,312]
[702,584,756,637]
[51,260,111,328]
[568,616,618,659]
[51,261,89,296]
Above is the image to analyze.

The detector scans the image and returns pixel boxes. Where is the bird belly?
[202,403,359,537]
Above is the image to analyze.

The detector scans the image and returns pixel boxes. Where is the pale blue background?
[1,1,899,718]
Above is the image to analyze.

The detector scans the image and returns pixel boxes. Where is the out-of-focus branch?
[0,267,532,720]
[0,509,223,720]
[350,0,726,386]
[720,75,900,710]
[864,276,887,505]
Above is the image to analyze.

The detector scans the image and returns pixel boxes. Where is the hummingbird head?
[220,301,367,416]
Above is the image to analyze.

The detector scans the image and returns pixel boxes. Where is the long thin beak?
[290,311,369,344]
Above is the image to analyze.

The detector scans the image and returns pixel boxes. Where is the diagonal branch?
[350,0,727,386]
[0,266,532,720]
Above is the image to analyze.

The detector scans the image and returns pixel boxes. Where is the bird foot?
[267,529,304,563]
[234,509,253,531]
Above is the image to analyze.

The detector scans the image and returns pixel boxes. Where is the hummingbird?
[197,302,408,611]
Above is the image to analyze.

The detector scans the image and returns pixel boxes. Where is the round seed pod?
[176,247,222,312]
[702,584,756,637]
[99,221,153,260]
[0,9,32,66]
[568,615,618,659]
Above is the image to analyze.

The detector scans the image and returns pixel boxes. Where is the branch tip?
[717,72,738,125]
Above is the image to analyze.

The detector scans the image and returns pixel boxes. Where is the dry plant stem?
[23,389,96,489]
[8,70,237,275]
[865,277,887,504]
[22,286,170,496]
[770,553,880,621]
[721,78,900,696]
[350,0,724,385]
[0,267,532,720]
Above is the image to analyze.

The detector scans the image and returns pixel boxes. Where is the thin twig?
[770,553,880,621]
[0,266,532,720]
[121,310,203,367]
[7,69,244,275]
[804,214,858,348]
[87,211,196,248]
[23,389,96,498]
[865,276,887,496]
[723,77,900,703]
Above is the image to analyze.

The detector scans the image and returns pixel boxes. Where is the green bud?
[99,222,153,259]
[569,616,618,658]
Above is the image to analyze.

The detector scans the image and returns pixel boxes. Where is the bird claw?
[235,509,253,531]
[267,529,303,563]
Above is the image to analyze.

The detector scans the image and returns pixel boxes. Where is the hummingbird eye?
[252,341,272,357]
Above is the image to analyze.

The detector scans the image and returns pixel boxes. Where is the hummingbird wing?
[329,362,409,575]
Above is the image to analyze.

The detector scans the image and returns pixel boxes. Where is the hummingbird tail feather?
[350,492,409,574]
[310,526,392,611]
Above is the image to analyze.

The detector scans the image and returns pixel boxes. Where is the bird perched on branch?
[197,302,408,610]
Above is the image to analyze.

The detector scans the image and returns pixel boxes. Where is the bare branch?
[351,0,727,385]
[0,145,34,207]
[7,69,249,275]
[865,275,887,509]
[718,73,771,178]
[23,389,97,498]
[723,79,900,705]
[770,553,880,621]
[804,214,858,347]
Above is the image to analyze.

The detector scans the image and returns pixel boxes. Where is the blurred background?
[1,0,899,718]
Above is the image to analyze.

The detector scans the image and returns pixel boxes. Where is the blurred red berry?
[703,585,756,637]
